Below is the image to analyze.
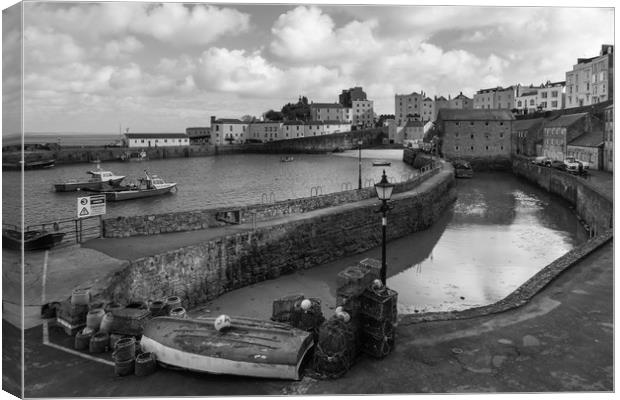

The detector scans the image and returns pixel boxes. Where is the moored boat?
[372,160,391,167]
[280,156,294,162]
[140,316,314,380]
[2,228,65,251]
[53,165,125,192]
[452,160,474,179]
[119,150,148,162]
[88,170,176,201]
[2,159,56,171]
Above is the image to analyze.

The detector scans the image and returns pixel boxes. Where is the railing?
[19,216,102,247]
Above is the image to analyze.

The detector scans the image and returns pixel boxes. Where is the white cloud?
[270,6,381,64]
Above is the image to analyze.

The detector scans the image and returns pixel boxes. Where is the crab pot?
[313,317,356,379]
[336,265,375,298]
[290,298,325,334]
[362,316,395,338]
[358,258,382,280]
[271,293,304,323]
[360,288,398,323]
[336,293,362,319]
[360,329,395,359]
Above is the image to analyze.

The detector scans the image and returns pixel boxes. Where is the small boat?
[2,228,65,251]
[372,160,391,167]
[140,316,314,380]
[88,170,176,201]
[53,165,125,192]
[280,156,294,162]
[120,150,148,162]
[452,160,473,179]
[2,159,56,171]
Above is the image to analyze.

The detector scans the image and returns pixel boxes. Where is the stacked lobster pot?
[313,313,356,379]
[359,284,398,359]
[335,258,382,355]
[56,289,91,336]
[290,298,325,340]
[271,294,305,323]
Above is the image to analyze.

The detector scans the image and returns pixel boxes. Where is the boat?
[2,228,65,251]
[280,156,294,162]
[140,316,314,380]
[119,150,148,162]
[452,160,474,179]
[2,159,56,171]
[372,160,391,167]
[88,170,176,201]
[53,165,125,192]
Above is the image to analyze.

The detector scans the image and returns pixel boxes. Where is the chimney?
[210,116,216,125]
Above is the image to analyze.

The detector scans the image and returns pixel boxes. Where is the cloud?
[269,6,380,64]
[193,47,342,98]
[23,2,251,46]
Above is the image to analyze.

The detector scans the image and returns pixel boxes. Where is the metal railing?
[16,216,103,247]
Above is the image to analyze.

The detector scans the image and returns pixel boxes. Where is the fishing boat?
[372,160,391,167]
[452,160,474,179]
[89,170,176,201]
[53,165,125,192]
[2,228,65,251]
[2,159,56,171]
[140,316,314,380]
[280,156,294,162]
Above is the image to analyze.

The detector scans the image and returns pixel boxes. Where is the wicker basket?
[108,308,151,336]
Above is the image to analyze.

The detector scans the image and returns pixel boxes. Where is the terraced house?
[511,118,545,157]
[542,113,590,161]
[210,117,248,145]
[566,44,614,107]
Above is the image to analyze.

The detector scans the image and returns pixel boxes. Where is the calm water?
[195,171,587,318]
[3,150,413,226]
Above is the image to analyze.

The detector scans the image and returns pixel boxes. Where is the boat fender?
[214,314,231,331]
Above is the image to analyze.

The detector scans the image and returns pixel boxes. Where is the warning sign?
[77,195,106,218]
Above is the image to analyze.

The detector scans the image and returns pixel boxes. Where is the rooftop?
[513,118,544,131]
[545,113,588,128]
[214,118,245,124]
[568,130,604,147]
[405,120,424,128]
[437,109,515,121]
[125,133,188,139]
[310,103,343,108]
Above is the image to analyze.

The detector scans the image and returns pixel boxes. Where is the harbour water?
[3,149,412,226]
[198,171,587,317]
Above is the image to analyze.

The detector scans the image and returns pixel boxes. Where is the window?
[551,91,558,97]
[164,139,168,143]
[530,99,535,106]
[486,145,489,150]
[470,146,474,151]
[517,101,522,107]
[229,126,232,132]
[470,134,474,139]
[455,122,459,126]
[141,139,144,143]
[501,146,504,151]
[455,146,459,151]
[541,92,548,98]
[485,121,489,125]
[500,122,504,126]
[470,122,474,126]
[551,101,558,107]
[455,132,459,137]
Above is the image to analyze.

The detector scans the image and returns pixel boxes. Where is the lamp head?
[374,170,395,200]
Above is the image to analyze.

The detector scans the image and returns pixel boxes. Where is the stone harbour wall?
[102,169,456,307]
[512,157,613,234]
[102,163,442,238]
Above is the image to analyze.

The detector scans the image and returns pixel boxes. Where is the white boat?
[89,170,176,201]
[53,165,125,192]
[140,316,314,380]
[372,160,391,167]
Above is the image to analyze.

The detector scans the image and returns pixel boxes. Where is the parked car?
[564,158,582,174]
[549,160,567,171]
[532,156,551,166]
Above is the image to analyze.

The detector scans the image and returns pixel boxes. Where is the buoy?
[371,279,383,290]
[300,299,312,311]
[335,306,343,314]
[214,314,231,331]
[336,311,351,323]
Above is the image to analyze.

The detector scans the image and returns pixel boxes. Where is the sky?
[1,0,615,134]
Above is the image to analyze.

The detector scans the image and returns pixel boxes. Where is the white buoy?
[214,314,231,331]
[335,306,343,314]
[372,279,383,290]
[300,299,312,311]
[336,311,351,323]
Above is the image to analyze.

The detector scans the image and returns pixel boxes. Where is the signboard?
[77,195,106,218]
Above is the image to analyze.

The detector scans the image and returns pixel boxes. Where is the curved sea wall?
[103,160,440,238]
[512,157,613,234]
[102,166,456,307]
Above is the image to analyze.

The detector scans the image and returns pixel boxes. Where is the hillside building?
[566,45,614,108]
[542,113,590,161]
[309,103,344,122]
[210,117,248,145]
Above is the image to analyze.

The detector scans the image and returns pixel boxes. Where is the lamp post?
[374,170,395,285]
[358,139,363,189]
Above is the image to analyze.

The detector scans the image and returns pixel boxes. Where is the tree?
[281,97,311,121]
[375,114,395,127]
[264,109,283,121]
[240,115,257,122]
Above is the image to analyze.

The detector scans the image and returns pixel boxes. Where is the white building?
[210,117,249,145]
[283,121,306,139]
[309,103,344,121]
[248,122,284,142]
[536,81,565,111]
[124,133,189,148]
[566,45,614,108]
[351,99,374,128]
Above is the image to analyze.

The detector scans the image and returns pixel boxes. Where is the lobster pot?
[89,332,110,353]
[290,298,325,333]
[114,337,136,361]
[169,307,186,319]
[88,301,104,311]
[57,300,89,336]
[360,330,395,359]
[362,316,395,338]
[86,309,105,330]
[360,288,398,323]
[104,302,123,313]
[126,301,148,310]
[109,308,151,336]
[336,293,362,319]
[337,265,375,298]
[113,357,135,377]
[71,289,90,305]
[164,296,182,314]
[135,352,157,377]
[358,258,382,279]
[271,294,304,322]
[313,317,357,379]
[148,300,166,317]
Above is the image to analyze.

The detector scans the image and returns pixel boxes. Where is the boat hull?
[53,177,125,192]
[140,316,314,380]
[2,230,65,251]
[3,159,55,171]
[100,183,176,201]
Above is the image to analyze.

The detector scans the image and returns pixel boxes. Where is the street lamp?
[374,170,395,285]
[358,140,363,189]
